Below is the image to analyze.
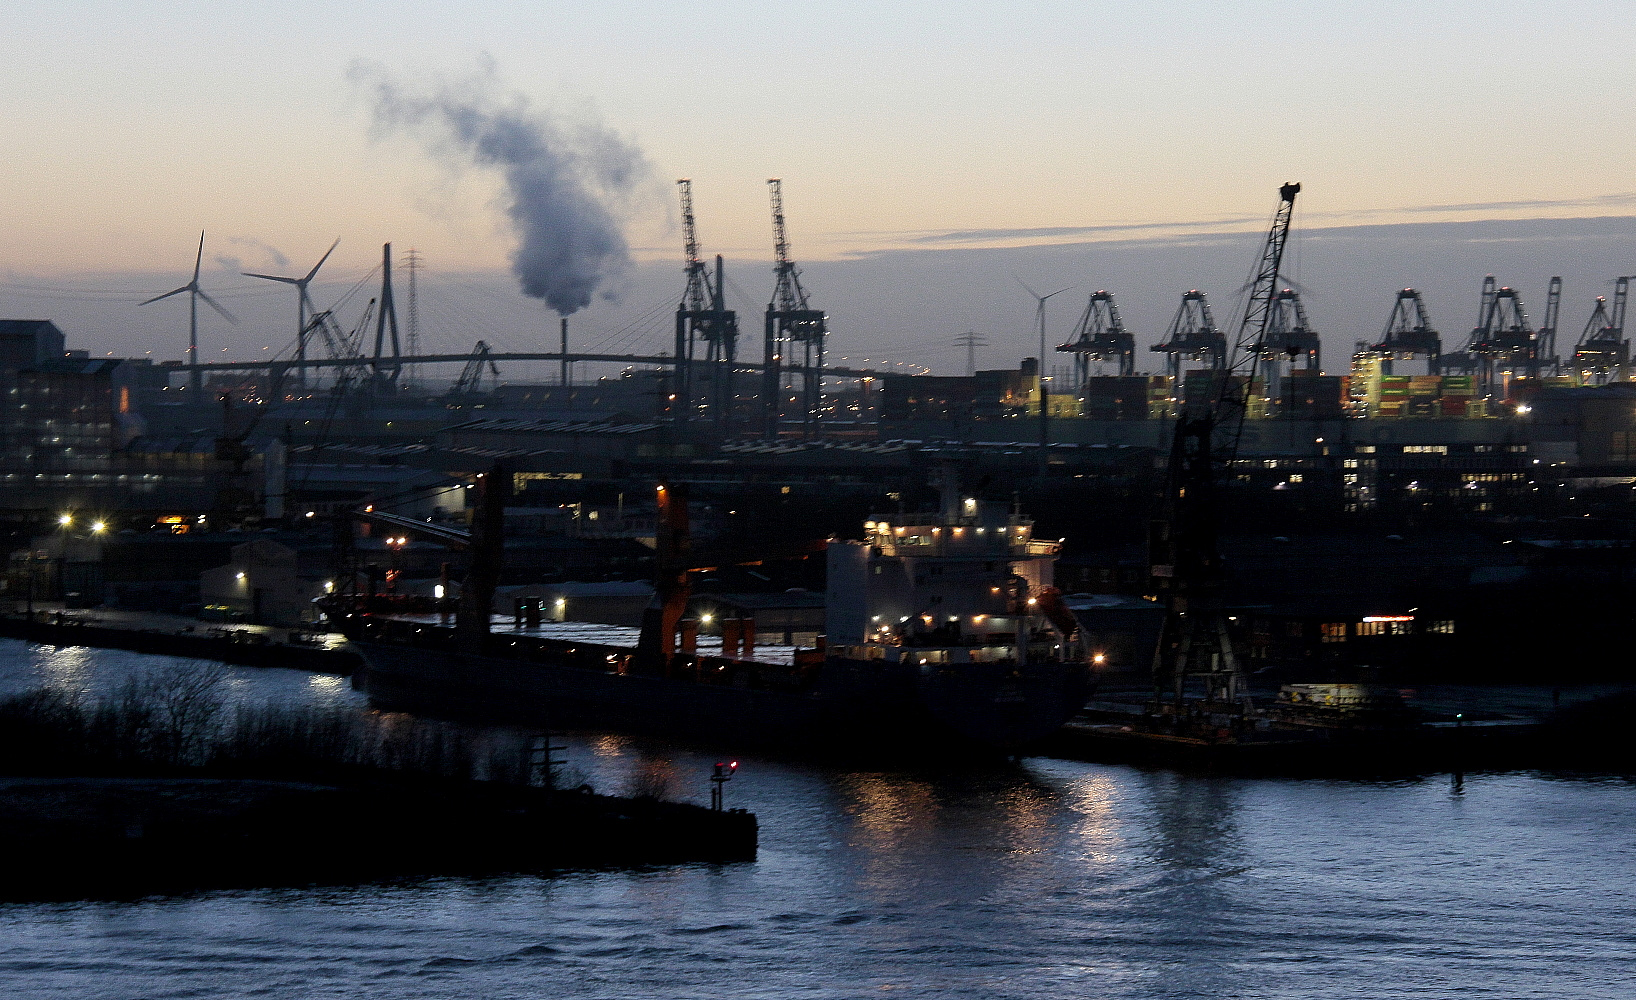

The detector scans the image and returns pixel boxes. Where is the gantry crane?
[763,179,828,439]
[1572,277,1630,384]
[1148,182,1300,719]
[1151,290,1227,379]
[1057,290,1136,384]
[1367,288,1441,374]
[673,179,738,426]
[1537,276,1563,376]
[1253,288,1321,402]
[1462,275,1541,397]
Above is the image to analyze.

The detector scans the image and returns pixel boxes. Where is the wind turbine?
[1016,276,1073,474]
[244,238,339,384]
[140,231,237,394]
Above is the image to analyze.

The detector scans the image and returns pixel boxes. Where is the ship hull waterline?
[355,642,1092,756]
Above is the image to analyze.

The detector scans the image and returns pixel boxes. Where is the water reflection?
[3,641,1633,999]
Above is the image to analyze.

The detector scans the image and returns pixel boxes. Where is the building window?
[1355,446,1377,454]
[1403,445,1448,454]
[1427,620,1455,635]
[1320,622,1347,643]
[1357,620,1385,636]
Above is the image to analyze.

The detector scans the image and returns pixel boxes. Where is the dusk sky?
[5,1,1636,373]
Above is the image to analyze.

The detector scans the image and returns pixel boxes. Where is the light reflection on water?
[0,640,1633,998]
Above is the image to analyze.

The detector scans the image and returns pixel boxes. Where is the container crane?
[1537,276,1563,376]
[763,179,828,439]
[1148,182,1300,719]
[1572,277,1630,384]
[1368,288,1441,374]
[673,179,738,427]
[1057,290,1136,384]
[1464,275,1539,397]
[1254,288,1321,406]
[1150,290,1226,379]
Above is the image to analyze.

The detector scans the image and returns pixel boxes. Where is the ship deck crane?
[1058,290,1136,383]
[764,179,828,439]
[1151,290,1226,380]
[673,179,738,427]
[1148,182,1300,719]
[1572,277,1630,383]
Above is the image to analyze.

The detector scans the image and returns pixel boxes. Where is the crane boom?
[1218,182,1301,450]
[1148,182,1300,719]
[678,179,713,312]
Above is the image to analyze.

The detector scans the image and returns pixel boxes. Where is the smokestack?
[561,316,569,387]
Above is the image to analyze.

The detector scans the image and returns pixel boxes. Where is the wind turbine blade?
[1046,286,1074,300]
[243,272,299,285]
[196,289,238,324]
[139,286,191,306]
[1013,274,1041,300]
[304,238,340,283]
[193,231,205,282]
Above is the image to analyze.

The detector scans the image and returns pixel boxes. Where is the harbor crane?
[1151,290,1227,379]
[1368,288,1441,374]
[1057,290,1136,383]
[1253,288,1321,404]
[673,179,738,427]
[1572,277,1630,384]
[1462,275,1540,397]
[1537,276,1563,376]
[763,179,828,439]
[1148,182,1301,719]
[449,341,501,397]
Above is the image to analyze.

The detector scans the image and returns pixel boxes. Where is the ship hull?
[356,642,1090,755]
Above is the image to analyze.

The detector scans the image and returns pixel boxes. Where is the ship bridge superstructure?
[827,498,1074,665]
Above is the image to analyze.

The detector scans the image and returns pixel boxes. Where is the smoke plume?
[351,59,651,315]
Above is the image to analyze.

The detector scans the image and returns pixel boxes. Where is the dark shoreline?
[0,773,757,902]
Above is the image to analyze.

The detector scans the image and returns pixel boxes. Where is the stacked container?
[1439,374,1475,417]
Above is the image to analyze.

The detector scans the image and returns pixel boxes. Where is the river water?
[0,641,1633,999]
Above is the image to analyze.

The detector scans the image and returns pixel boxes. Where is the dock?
[0,605,361,674]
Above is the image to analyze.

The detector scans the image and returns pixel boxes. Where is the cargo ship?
[344,475,1092,754]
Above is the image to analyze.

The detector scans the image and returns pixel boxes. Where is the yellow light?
[1027,597,1038,606]
[235,572,246,580]
[57,514,71,527]
[1092,653,1107,665]
[90,521,106,533]
[701,613,714,625]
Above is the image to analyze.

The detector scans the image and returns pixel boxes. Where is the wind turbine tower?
[243,238,339,390]
[140,231,237,395]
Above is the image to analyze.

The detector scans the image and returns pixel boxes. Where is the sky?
[4,2,1636,376]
